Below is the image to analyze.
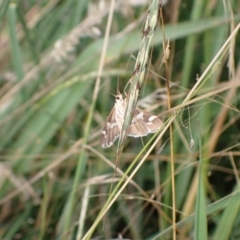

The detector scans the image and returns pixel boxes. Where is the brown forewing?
[127,108,163,137]
[100,108,120,148]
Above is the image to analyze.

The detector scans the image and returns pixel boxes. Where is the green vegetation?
[0,0,240,239]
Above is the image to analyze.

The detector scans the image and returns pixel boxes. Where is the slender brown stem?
[159,5,176,240]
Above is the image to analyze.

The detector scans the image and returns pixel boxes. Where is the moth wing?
[127,118,148,137]
[127,108,163,137]
[101,108,120,148]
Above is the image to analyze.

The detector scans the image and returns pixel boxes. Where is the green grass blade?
[0,0,9,21]
[150,191,240,239]
[13,78,90,170]
[181,0,205,90]
[7,3,24,81]
[3,204,32,239]
[194,124,207,240]
[213,186,240,240]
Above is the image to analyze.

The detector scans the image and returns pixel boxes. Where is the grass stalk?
[118,0,160,150]
[194,121,207,240]
[159,5,176,240]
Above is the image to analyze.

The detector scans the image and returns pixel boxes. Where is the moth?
[101,93,163,148]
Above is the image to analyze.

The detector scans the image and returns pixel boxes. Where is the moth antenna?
[124,77,132,97]
[117,75,120,93]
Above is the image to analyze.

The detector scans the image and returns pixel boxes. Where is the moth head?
[115,93,123,102]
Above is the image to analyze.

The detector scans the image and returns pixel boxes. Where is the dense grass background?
[0,0,240,239]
